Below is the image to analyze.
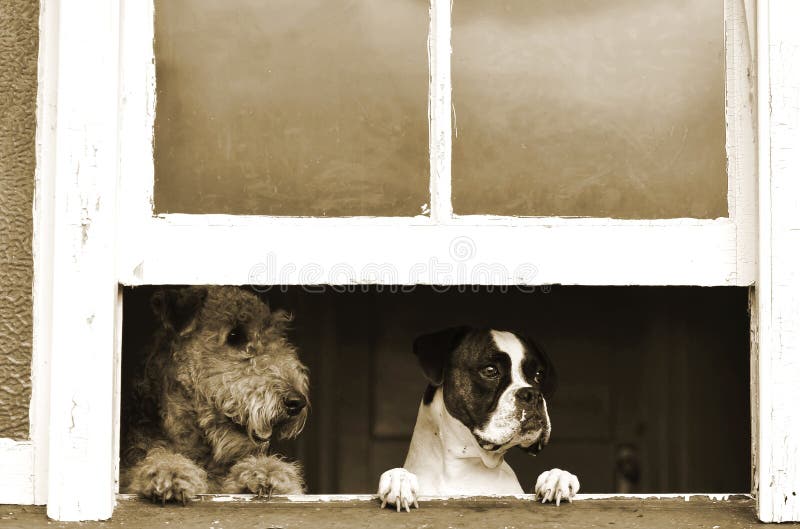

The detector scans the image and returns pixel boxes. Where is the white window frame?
[2,0,798,522]
[114,0,757,289]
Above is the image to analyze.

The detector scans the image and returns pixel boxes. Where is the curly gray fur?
[120,286,309,502]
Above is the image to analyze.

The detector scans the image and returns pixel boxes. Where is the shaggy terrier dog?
[120,286,309,504]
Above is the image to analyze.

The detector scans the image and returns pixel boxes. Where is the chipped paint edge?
[25,0,61,508]
[428,0,452,222]
[725,0,758,286]
[0,440,35,504]
[754,0,800,522]
[115,493,753,503]
[35,0,123,521]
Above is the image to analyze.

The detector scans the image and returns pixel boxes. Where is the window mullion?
[428,0,453,223]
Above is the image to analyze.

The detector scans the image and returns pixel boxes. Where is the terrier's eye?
[479,365,500,379]
[533,371,544,384]
[226,325,248,348]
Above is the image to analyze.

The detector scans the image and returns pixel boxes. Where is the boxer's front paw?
[378,468,419,513]
[534,468,580,506]
[222,455,305,497]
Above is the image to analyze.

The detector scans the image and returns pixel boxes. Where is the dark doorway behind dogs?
[121,286,750,495]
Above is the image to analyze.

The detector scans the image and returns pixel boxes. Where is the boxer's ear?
[151,287,208,336]
[413,326,470,385]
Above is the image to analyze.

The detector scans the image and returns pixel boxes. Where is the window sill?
[3,495,756,528]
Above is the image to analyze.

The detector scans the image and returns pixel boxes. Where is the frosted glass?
[452,0,726,218]
[153,0,430,216]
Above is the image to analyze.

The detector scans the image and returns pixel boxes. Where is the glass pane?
[452,0,726,218]
[153,0,429,216]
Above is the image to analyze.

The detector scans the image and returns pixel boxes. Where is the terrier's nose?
[515,387,536,404]
[283,392,307,416]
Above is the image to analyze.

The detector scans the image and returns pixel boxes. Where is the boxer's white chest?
[402,390,524,496]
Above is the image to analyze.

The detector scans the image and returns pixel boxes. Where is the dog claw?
[534,469,580,507]
[377,468,420,513]
[255,484,273,500]
[181,491,187,506]
[161,494,166,507]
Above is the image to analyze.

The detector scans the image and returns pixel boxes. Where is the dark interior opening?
[121,285,750,494]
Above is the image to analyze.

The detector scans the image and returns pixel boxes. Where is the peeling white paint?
[0,440,35,505]
[725,0,757,285]
[755,0,800,522]
[428,0,452,223]
[28,0,123,521]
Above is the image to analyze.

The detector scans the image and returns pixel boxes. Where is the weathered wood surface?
[2,497,778,529]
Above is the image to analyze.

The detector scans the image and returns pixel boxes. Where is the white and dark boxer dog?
[378,326,579,512]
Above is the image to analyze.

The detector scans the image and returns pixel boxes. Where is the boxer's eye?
[479,365,500,379]
[226,325,248,348]
[533,371,544,384]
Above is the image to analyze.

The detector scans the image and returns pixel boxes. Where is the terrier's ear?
[268,309,293,332]
[151,287,208,336]
[412,326,470,386]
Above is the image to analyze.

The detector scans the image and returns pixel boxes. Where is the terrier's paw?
[533,468,580,506]
[378,468,419,513]
[130,448,208,506]
[223,455,305,497]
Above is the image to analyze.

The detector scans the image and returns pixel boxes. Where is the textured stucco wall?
[0,0,38,439]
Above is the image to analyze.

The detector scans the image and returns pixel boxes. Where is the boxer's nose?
[515,387,536,404]
[284,392,307,416]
